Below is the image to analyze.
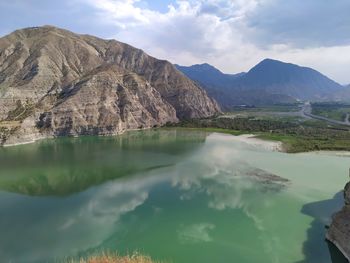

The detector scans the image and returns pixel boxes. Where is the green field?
[166,113,350,153]
[223,104,305,123]
[228,104,302,113]
[311,102,350,122]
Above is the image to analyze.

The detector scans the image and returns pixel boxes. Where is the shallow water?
[0,129,348,263]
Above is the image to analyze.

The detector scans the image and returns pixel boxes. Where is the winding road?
[301,102,350,127]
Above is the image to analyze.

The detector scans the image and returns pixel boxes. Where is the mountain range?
[1,25,349,146]
[0,26,219,145]
[176,59,347,109]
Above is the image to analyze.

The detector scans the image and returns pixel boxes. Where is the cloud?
[246,0,350,48]
[0,174,163,262]
[178,223,216,243]
[1,0,350,83]
[79,0,350,84]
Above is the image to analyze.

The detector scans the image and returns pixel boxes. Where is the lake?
[0,129,348,263]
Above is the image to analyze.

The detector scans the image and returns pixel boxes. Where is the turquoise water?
[0,129,348,263]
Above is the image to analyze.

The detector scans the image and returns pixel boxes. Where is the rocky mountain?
[0,26,219,145]
[327,181,350,261]
[177,59,344,109]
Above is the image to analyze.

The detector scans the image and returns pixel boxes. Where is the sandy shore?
[221,133,283,152]
[3,140,38,147]
[2,132,284,152]
[310,151,350,157]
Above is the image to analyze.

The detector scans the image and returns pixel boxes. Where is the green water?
[0,129,348,263]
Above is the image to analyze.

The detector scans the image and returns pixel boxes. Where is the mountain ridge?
[175,63,245,88]
[0,25,220,145]
[177,59,344,109]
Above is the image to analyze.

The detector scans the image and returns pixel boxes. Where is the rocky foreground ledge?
[326,181,350,261]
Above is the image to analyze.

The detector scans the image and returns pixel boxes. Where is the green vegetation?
[228,103,302,113]
[0,125,19,145]
[222,104,304,122]
[64,251,160,263]
[311,102,350,122]
[162,126,244,136]
[166,115,350,153]
[257,132,350,153]
[0,99,35,144]
[5,99,34,121]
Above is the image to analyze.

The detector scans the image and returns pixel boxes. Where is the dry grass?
[0,120,21,128]
[64,252,161,263]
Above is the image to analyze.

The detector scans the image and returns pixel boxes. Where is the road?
[220,103,350,127]
[345,113,350,125]
[301,102,350,127]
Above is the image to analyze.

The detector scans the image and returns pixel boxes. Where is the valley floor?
[165,105,350,153]
[2,104,350,153]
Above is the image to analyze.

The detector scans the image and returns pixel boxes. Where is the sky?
[0,0,349,84]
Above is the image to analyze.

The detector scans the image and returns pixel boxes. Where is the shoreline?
[309,151,350,157]
[326,181,350,261]
[1,126,187,148]
[2,127,350,155]
[1,127,144,148]
[216,133,284,152]
[3,137,47,147]
[1,126,349,261]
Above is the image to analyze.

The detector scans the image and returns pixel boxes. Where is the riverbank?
[164,115,350,153]
[326,182,350,261]
[2,121,350,154]
[64,252,160,263]
[161,126,350,153]
[1,127,151,147]
[223,133,283,152]
[162,127,284,152]
[1,129,349,262]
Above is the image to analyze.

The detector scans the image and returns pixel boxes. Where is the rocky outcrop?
[0,26,220,145]
[326,181,350,261]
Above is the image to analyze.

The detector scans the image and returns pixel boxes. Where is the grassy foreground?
[64,252,160,263]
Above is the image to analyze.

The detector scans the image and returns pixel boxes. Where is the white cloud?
[177,223,216,243]
[85,0,151,29]
[81,0,350,84]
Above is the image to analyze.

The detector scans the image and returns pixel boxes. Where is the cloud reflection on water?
[0,132,290,262]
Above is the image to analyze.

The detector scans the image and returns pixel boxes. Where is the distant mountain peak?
[193,62,212,67]
[260,58,280,63]
[250,58,300,72]
[260,58,285,63]
[195,63,219,69]
[15,25,64,33]
[176,63,246,77]
[175,63,246,92]
[176,63,223,74]
[177,58,345,109]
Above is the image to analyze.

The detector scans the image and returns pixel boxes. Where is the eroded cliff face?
[326,182,350,261]
[0,26,220,145]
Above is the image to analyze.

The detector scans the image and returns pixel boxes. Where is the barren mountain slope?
[0,26,219,145]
